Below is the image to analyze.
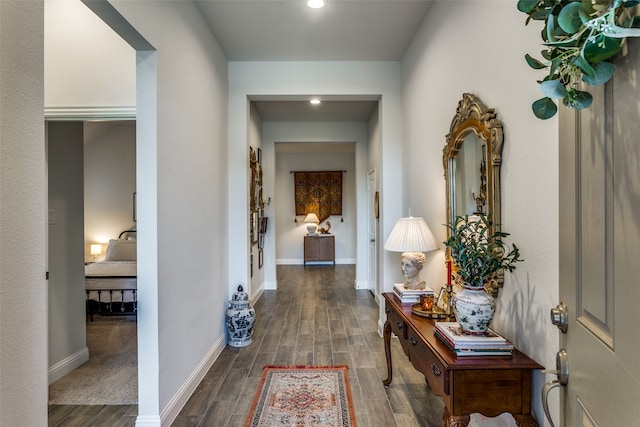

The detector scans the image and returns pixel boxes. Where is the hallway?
[49,265,443,426]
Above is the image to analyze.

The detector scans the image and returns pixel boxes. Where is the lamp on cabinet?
[304,213,320,235]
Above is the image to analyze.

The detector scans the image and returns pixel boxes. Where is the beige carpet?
[48,316,138,405]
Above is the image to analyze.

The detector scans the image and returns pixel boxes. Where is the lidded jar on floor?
[225,284,255,347]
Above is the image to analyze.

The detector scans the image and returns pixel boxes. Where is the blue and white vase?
[452,286,495,335]
[226,284,255,347]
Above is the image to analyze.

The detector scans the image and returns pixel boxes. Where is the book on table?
[393,283,434,304]
[434,322,514,355]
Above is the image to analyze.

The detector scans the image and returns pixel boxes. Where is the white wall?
[0,1,48,425]
[401,1,559,424]
[274,149,357,264]
[45,0,135,115]
[84,121,136,261]
[87,1,230,425]
[263,121,366,273]
[47,122,88,384]
[229,62,404,304]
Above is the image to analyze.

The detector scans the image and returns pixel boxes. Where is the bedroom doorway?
[47,120,138,407]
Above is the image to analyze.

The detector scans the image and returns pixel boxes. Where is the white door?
[368,170,378,299]
[557,36,640,426]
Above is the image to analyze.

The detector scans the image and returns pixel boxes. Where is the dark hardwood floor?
[49,265,443,426]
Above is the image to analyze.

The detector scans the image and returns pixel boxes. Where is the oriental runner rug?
[245,365,356,427]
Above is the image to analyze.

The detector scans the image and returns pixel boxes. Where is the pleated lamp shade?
[384,216,439,253]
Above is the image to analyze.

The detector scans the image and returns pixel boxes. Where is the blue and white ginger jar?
[226,284,255,347]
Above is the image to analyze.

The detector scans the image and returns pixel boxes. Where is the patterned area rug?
[245,365,356,427]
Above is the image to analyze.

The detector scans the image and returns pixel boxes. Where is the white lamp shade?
[384,216,439,253]
[304,213,320,223]
[90,244,103,256]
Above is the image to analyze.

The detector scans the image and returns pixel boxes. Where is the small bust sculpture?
[401,252,427,290]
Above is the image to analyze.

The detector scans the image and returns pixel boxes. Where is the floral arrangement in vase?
[443,215,523,334]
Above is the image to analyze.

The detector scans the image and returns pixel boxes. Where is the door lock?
[550,301,568,333]
[542,349,569,427]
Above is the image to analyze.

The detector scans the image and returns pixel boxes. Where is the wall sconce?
[90,244,102,261]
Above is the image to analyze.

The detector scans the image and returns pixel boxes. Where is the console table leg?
[442,408,470,427]
[382,320,393,386]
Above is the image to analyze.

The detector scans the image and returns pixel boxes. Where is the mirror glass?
[449,131,487,222]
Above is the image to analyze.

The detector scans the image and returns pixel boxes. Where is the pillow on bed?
[104,239,137,261]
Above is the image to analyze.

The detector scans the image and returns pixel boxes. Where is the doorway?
[47,120,138,406]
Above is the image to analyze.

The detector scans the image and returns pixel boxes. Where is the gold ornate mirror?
[443,93,504,295]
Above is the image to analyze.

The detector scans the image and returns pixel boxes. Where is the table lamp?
[90,244,102,261]
[384,215,439,290]
[304,213,320,235]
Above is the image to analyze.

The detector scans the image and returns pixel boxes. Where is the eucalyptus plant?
[444,216,523,288]
[518,0,640,119]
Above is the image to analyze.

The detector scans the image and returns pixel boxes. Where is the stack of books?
[393,283,434,304]
[434,322,514,357]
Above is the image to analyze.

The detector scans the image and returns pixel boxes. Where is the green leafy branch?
[518,0,640,119]
[443,216,523,288]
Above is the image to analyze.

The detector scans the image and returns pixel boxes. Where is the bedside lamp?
[304,213,320,235]
[384,215,439,290]
[90,243,102,261]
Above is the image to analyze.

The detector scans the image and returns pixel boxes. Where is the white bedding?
[85,261,137,306]
[85,261,137,277]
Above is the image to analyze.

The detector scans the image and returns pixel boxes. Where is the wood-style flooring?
[48,265,443,426]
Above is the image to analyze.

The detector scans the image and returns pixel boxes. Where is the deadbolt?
[550,302,568,333]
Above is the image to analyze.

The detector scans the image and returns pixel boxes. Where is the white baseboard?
[157,335,227,427]
[135,415,162,427]
[377,318,386,338]
[252,287,264,304]
[354,280,370,289]
[276,259,303,265]
[276,259,356,265]
[263,281,277,290]
[48,346,89,384]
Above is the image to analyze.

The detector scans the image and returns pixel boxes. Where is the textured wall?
[401,1,559,423]
[0,1,48,425]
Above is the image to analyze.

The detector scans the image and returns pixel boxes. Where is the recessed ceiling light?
[307,0,325,9]
[310,98,321,105]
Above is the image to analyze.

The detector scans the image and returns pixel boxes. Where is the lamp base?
[306,224,317,234]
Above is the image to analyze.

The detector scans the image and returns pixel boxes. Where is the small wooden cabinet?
[304,235,335,265]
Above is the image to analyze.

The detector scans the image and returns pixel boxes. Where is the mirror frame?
[443,93,504,296]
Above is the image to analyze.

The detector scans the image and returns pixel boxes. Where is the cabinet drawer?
[385,302,409,355]
[386,302,407,340]
[408,332,449,397]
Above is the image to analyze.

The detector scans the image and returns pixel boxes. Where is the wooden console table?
[382,292,542,427]
[304,234,335,265]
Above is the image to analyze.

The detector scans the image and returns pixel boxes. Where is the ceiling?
[252,99,379,122]
[195,0,432,62]
[195,0,432,122]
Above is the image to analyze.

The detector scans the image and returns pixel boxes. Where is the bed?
[85,230,137,320]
